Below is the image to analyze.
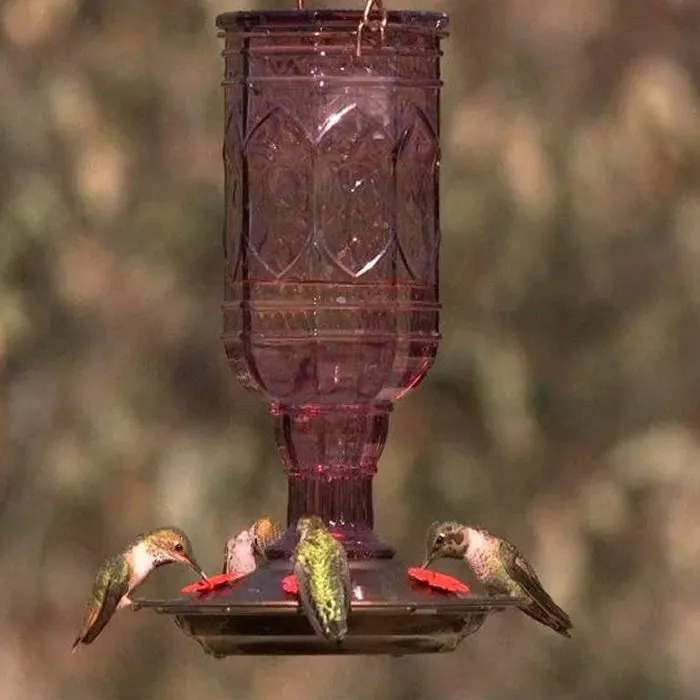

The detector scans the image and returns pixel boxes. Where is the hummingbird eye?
[173,543,184,552]
[434,534,446,547]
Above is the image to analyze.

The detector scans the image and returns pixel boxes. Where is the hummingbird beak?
[177,554,209,581]
[421,554,435,569]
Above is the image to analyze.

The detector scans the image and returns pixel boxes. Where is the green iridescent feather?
[293,520,351,642]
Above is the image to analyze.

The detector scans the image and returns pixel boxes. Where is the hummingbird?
[423,521,572,638]
[293,515,351,642]
[222,516,284,575]
[72,526,208,651]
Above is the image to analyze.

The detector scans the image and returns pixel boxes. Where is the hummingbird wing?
[221,540,230,575]
[319,534,350,640]
[293,532,349,642]
[498,540,573,637]
[72,555,130,649]
[293,546,328,640]
[334,538,352,620]
[221,537,239,575]
[424,521,441,563]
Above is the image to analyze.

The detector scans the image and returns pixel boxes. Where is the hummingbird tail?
[541,613,572,638]
[544,601,572,638]
[298,598,348,642]
[324,618,348,642]
[522,600,573,638]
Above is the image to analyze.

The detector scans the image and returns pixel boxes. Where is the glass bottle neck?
[265,402,394,559]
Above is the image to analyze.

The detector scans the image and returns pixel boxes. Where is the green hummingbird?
[222,516,284,575]
[423,521,572,638]
[72,526,208,651]
[293,515,351,642]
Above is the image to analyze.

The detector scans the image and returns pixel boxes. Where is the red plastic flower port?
[181,572,245,595]
[282,574,299,596]
[407,567,471,595]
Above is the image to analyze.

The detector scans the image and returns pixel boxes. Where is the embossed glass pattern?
[218,10,448,556]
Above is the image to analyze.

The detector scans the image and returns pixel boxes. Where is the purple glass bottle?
[135,10,518,657]
[220,9,445,557]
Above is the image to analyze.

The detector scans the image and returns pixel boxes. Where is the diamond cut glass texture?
[218,10,447,559]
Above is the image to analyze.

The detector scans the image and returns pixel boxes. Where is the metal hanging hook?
[291,0,388,57]
[356,0,388,57]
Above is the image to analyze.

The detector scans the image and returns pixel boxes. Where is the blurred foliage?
[2,0,700,698]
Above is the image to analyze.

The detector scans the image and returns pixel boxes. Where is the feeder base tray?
[134,559,517,657]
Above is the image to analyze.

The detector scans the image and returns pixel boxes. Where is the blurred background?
[2,0,700,698]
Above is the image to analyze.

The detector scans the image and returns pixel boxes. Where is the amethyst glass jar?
[135,9,516,657]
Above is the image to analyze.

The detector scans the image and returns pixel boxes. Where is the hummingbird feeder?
[135,0,516,656]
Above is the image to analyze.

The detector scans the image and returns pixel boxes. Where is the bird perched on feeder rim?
[222,516,284,575]
[423,521,572,638]
[293,515,351,642]
[72,526,208,651]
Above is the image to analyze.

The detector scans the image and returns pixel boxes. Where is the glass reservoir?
[221,9,443,556]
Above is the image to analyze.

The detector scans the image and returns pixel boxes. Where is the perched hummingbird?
[72,526,208,651]
[293,515,351,642]
[222,516,283,575]
[423,522,572,638]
